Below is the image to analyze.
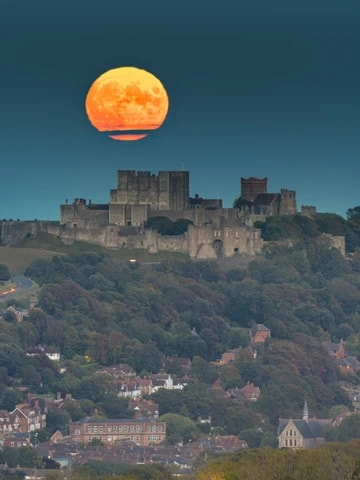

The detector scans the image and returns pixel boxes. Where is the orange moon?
[85,66,169,141]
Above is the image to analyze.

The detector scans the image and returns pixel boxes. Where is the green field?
[0,232,188,275]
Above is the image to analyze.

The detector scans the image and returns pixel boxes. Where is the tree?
[0,264,11,281]
[0,388,23,411]
[159,413,200,444]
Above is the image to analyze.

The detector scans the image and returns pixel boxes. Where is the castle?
[57,171,296,258]
[1,170,346,258]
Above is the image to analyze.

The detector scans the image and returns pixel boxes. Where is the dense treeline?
[195,440,360,480]
[255,208,360,252]
[1,212,360,446]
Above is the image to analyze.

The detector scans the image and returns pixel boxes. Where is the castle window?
[289,439,292,446]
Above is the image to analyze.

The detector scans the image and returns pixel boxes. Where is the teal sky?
[1,0,359,220]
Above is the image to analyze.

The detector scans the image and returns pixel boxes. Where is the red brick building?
[70,417,166,446]
[250,324,271,344]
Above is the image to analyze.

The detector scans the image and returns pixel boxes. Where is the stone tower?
[109,170,189,226]
[241,177,267,202]
[279,189,297,215]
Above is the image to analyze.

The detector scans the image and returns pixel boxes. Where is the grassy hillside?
[1,232,188,275]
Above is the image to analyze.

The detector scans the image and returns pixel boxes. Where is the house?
[26,345,60,362]
[70,417,166,446]
[218,348,242,365]
[96,364,136,379]
[128,398,159,419]
[229,382,260,402]
[2,432,30,448]
[250,324,271,344]
[0,398,47,436]
[277,400,331,449]
[150,374,186,392]
[214,435,248,451]
[321,340,360,374]
[4,306,29,322]
[338,357,360,375]
[322,339,346,359]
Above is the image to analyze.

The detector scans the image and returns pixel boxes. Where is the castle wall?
[187,225,264,259]
[60,204,109,228]
[0,221,63,245]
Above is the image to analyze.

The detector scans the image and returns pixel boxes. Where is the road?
[0,275,35,301]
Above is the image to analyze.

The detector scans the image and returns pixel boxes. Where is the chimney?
[303,399,309,423]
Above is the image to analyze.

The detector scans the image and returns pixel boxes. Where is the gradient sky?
[1,0,359,220]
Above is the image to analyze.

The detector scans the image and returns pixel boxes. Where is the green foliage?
[0,263,11,281]
[159,413,200,444]
[1,236,360,449]
[144,216,193,235]
[196,441,360,480]
[328,414,360,442]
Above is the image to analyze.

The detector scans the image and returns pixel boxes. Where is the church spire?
[303,399,309,422]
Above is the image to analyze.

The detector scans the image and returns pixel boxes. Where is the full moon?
[85,66,169,141]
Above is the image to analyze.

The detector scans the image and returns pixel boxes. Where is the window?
[87,426,92,433]
[75,429,80,435]
[88,436,92,442]
[93,426,98,433]
[113,426,118,432]
[158,425,162,432]
[99,426,103,433]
